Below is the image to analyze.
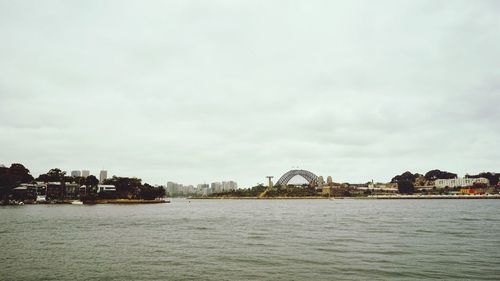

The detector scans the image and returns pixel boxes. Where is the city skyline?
[1,1,499,187]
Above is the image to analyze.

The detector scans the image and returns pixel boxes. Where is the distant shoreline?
[191,195,500,200]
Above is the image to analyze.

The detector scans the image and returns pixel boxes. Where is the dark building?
[46,182,63,200]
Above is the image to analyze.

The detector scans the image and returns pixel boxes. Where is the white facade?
[97,184,116,193]
[81,170,90,178]
[434,177,489,188]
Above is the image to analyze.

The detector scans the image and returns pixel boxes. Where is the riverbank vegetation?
[0,163,165,204]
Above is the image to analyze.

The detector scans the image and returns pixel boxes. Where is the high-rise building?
[197,183,210,195]
[81,170,90,178]
[222,181,238,191]
[327,176,333,186]
[99,170,107,183]
[71,170,81,177]
[211,182,222,193]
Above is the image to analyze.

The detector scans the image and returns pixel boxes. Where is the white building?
[367,182,398,192]
[99,170,107,183]
[197,183,210,195]
[434,177,489,188]
[97,184,116,193]
[81,170,90,178]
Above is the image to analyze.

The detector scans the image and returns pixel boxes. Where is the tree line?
[391,169,499,194]
[0,163,165,203]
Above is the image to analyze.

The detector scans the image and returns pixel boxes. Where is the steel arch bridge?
[275,169,319,186]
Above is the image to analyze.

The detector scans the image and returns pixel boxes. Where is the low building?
[33,182,47,196]
[97,184,116,193]
[12,185,37,201]
[435,177,489,188]
[65,183,81,199]
[460,188,485,195]
[46,182,63,200]
[322,186,331,196]
[79,185,88,197]
[367,182,398,192]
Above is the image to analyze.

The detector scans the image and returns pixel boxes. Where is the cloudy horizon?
[1,0,499,187]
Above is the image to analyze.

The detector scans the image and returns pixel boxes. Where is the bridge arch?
[275,169,319,186]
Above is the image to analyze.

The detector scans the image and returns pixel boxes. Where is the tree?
[103,176,142,198]
[139,183,165,200]
[424,169,457,181]
[472,182,488,190]
[0,164,34,203]
[466,172,500,186]
[391,171,418,183]
[8,164,34,184]
[84,175,99,188]
[36,168,66,182]
[397,180,415,194]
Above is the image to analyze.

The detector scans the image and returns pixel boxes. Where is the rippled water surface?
[1,199,499,280]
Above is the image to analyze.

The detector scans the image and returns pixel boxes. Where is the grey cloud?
[1,0,499,186]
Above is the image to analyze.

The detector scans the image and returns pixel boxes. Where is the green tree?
[36,168,66,182]
[84,175,99,188]
[8,164,34,184]
[391,171,419,183]
[103,176,142,198]
[424,169,457,181]
[139,183,165,200]
[466,172,500,186]
[0,164,34,203]
[397,180,415,194]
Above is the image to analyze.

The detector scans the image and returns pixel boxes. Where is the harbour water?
[1,199,499,280]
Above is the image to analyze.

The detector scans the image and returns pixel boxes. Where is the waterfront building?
[81,170,90,178]
[12,185,37,201]
[46,182,63,200]
[65,183,80,199]
[322,186,331,196]
[460,188,485,195]
[79,185,87,197]
[71,170,81,177]
[97,184,116,193]
[99,170,107,183]
[166,182,195,197]
[434,177,489,188]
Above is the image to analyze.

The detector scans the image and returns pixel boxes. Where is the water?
[1,199,499,280]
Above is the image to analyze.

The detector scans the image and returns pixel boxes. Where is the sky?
[1,0,499,187]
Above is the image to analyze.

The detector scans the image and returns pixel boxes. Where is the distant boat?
[71,200,83,205]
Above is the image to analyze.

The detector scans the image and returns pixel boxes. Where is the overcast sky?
[1,0,499,186]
